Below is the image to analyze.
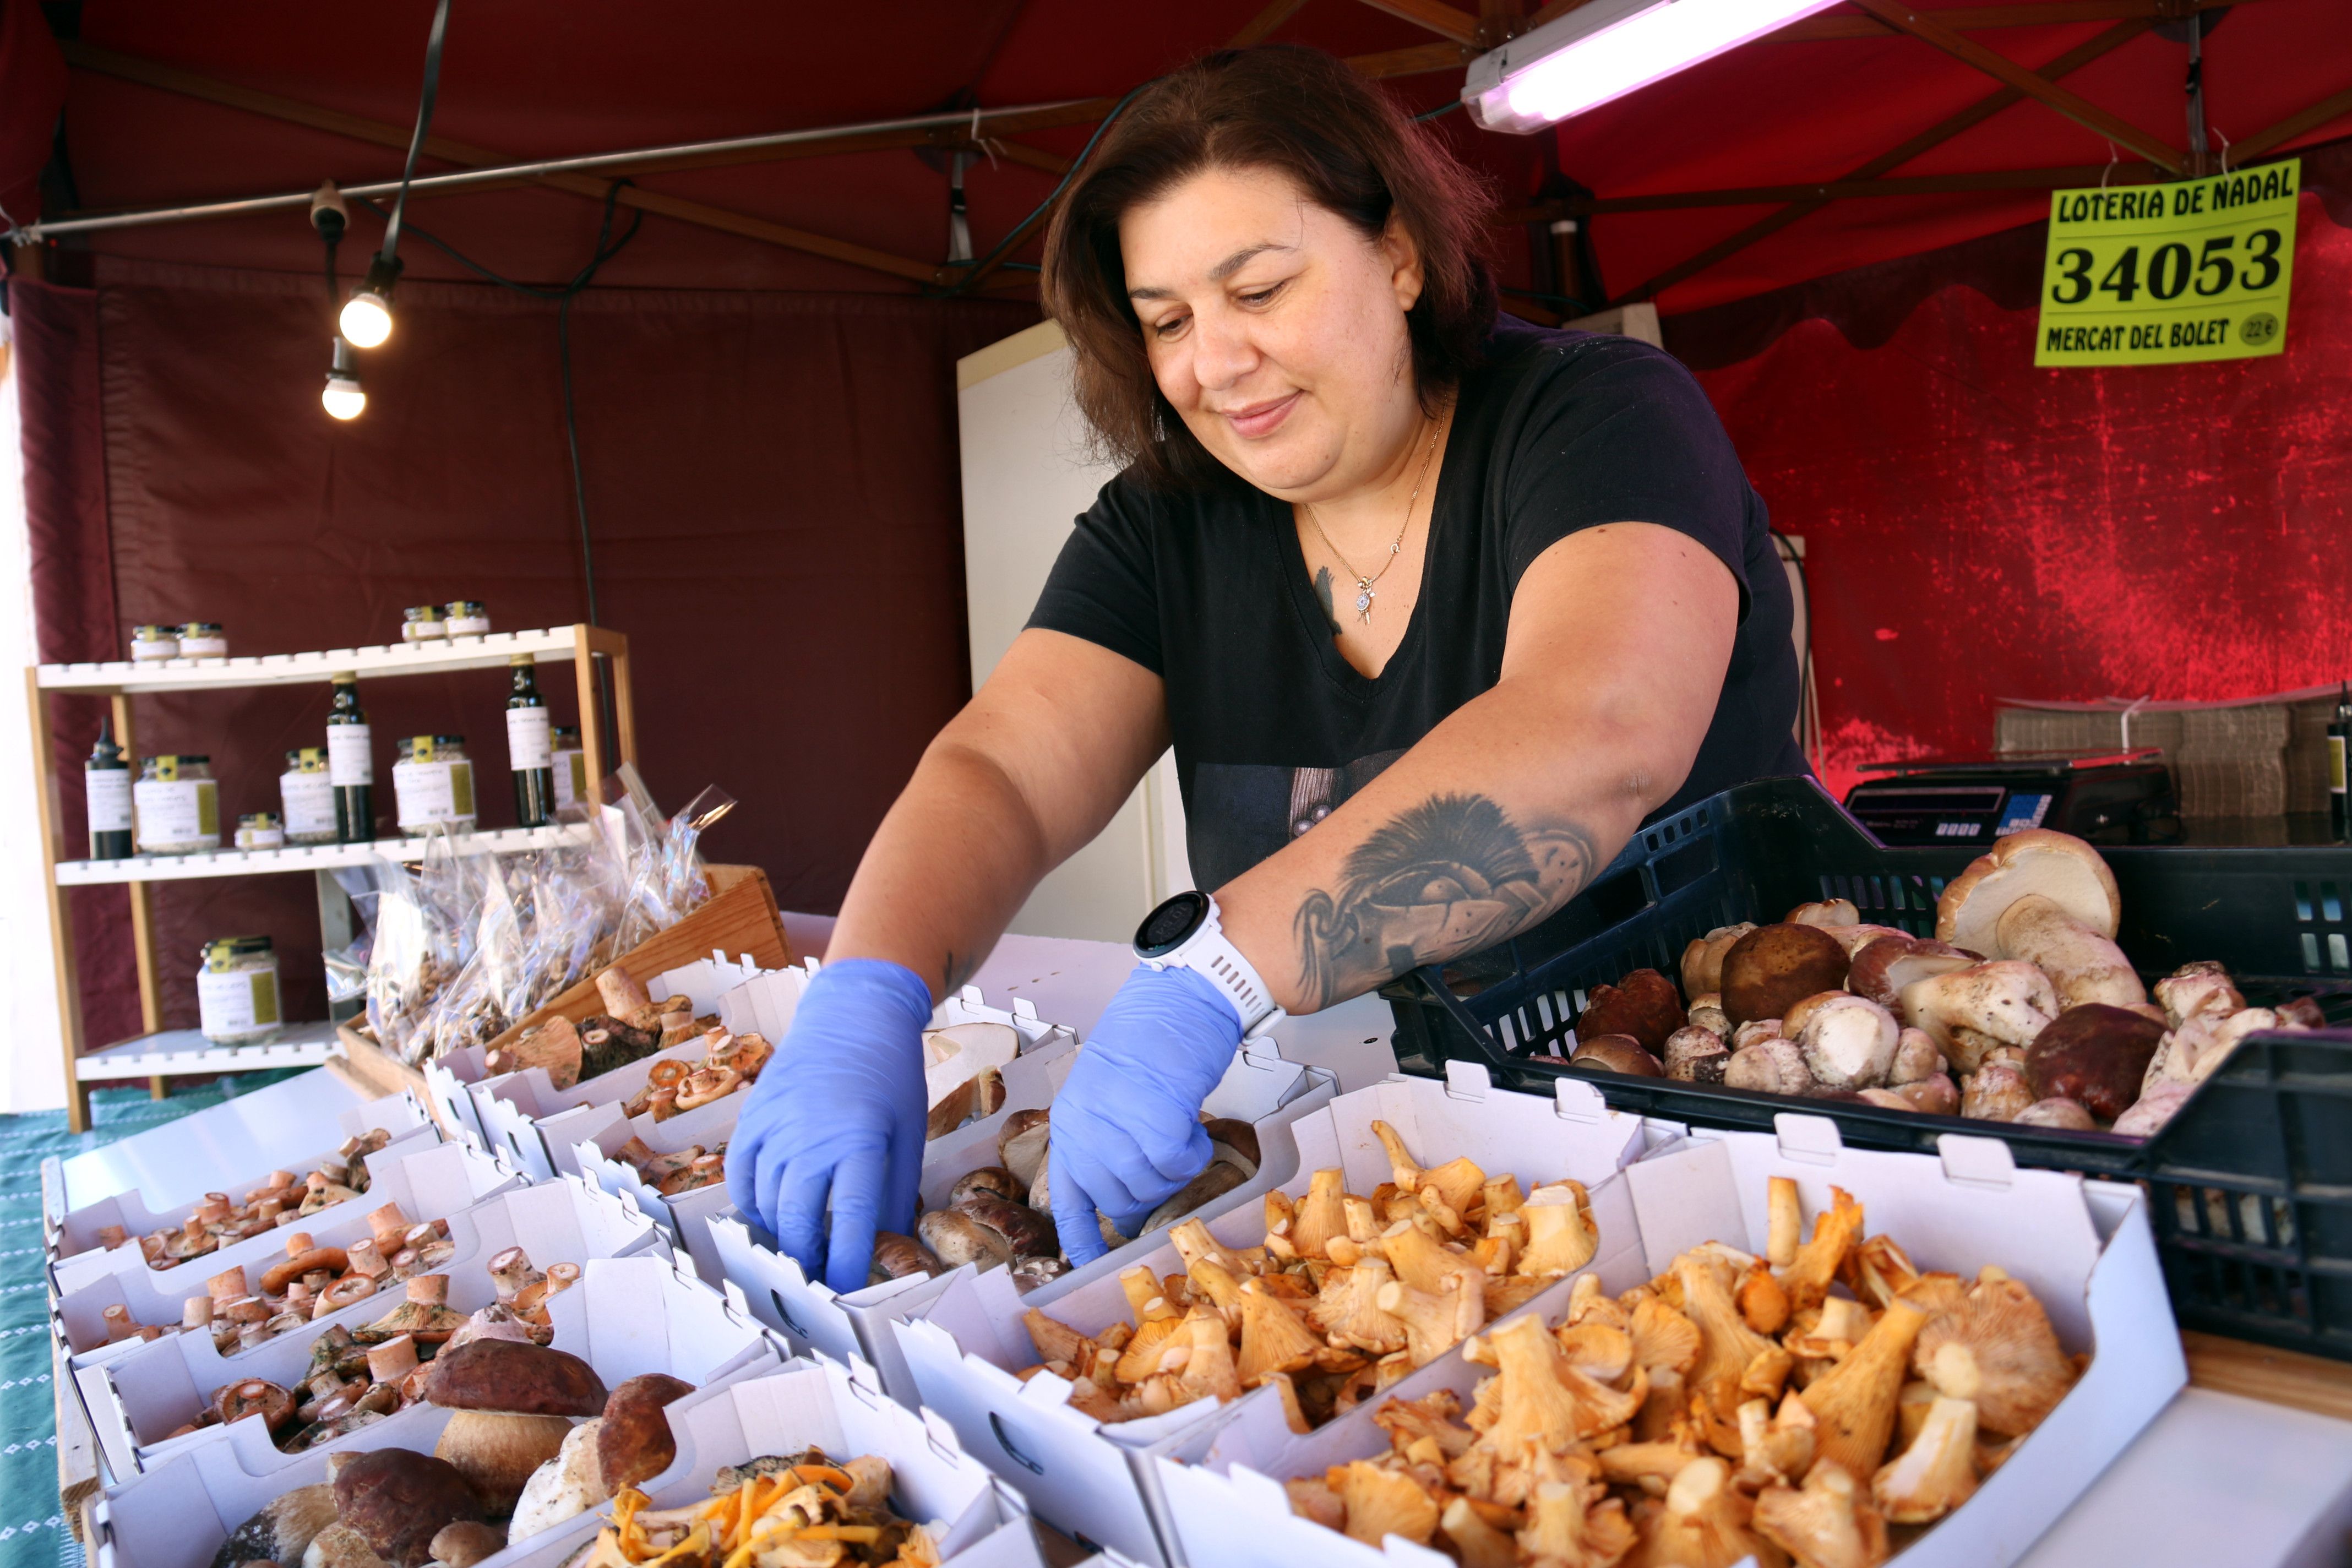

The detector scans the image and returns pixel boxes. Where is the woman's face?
[1120,165,1427,500]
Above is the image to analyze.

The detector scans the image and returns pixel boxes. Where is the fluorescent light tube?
[1464,0,1849,133]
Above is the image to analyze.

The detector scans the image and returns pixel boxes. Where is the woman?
[728,47,1803,1291]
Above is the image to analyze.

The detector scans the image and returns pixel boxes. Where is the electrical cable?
[379,0,453,263]
[1413,100,1464,122]
[941,80,1155,296]
[352,186,644,631]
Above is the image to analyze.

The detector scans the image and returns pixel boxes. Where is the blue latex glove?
[725,957,934,1295]
[1049,961,1245,1266]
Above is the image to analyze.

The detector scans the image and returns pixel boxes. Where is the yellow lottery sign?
[2037,160,2299,367]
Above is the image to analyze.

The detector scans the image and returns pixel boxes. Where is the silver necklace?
[1305,416,1444,626]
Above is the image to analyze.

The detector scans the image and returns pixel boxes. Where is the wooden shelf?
[54,823,597,885]
[36,626,599,695]
[71,1020,340,1082]
[2184,1329,2352,1423]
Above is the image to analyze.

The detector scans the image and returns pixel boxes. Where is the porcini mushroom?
[330,1449,487,1568]
[1682,924,1759,1002]
[1936,829,2143,1009]
[1569,1033,1664,1077]
[1725,1038,1819,1098]
[425,1337,608,1512]
[1574,968,1687,1053]
[1845,936,1973,1012]
[509,1418,607,1542]
[595,1372,695,1491]
[1787,994,1900,1091]
[1722,923,1853,1026]
[214,1485,337,1568]
[1899,961,2059,1074]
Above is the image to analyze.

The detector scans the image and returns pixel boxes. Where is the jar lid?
[146,753,210,766]
[436,733,465,745]
[403,605,446,620]
[448,600,487,614]
[132,624,177,638]
[554,726,580,743]
[202,935,274,967]
[330,670,358,682]
[239,812,281,828]
[288,746,328,767]
[181,622,224,635]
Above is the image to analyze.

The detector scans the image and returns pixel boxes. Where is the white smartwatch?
[1135,890,1287,1040]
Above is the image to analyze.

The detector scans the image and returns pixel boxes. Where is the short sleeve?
[1500,339,1755,619]
[1025,473,1164,674]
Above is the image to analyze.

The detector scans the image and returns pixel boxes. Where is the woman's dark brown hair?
[1042,46,1498,490]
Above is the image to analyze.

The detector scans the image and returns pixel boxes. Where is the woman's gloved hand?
[1048,962,1245,1266]
[725,957,934,1294]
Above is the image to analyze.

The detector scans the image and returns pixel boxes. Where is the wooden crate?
[333,863,791,1113]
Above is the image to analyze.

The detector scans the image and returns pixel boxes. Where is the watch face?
[1136,890,1211,956]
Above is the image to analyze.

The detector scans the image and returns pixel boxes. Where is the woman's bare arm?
[1219,522,1743,1012]
[824,629,1169,1000]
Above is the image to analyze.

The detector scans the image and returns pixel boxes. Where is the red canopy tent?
[3,0,2348,1041]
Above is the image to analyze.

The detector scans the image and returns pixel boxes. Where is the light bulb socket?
[310,182,350,241]
[357,252,403,298]
[340,253,404,347]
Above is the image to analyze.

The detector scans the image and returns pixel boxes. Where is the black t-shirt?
[1027,314,1806,892]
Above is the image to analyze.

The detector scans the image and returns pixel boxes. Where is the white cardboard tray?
[94,1355,1044,1568]
[712,1031,1338,1409]
[1157,1114,2187,1568]
[896,1063,1654,1565]
[77,1175,675,1482]
[48,1093,439,1270]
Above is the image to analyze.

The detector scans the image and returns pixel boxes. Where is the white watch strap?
[1145,896,1286,1038]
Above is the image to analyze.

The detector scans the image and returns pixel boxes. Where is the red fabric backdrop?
[17,262,1032,1039]
[1676,157,2352,802]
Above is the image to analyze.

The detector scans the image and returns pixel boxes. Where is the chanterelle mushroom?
[425,1337,608,1512]
[1754,1460,1888,1568]
[1640,1456,1781,1568]
[1912,1270,2075,1436]
[1872,1393,1979,1523]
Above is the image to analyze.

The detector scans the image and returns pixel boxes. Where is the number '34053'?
[2049,228,2284,304]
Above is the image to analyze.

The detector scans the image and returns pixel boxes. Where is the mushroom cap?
[1721,923,1850,1026]
[1568,1033,1664,1077]
[423,1337,607,1416]
[1847,935,1973,1011]
[1936,829,2122,952]
[211,1484,337,1568]
[1574,968,1687,1053]
[330,1448,486,1568]
[2023,1003,2165,1120]
[596,1373,696,1492]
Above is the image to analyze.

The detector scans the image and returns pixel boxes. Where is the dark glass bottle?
[326,672,375,843]
[505,654,555,829]
[2331,681,2350,837]
[84,717,133,860]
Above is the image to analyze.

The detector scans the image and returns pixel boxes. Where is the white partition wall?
[956,320,1191,941]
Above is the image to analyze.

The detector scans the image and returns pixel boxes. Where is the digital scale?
[1843,750,2179,847]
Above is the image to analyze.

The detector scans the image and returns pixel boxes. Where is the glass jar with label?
[129,624,179,662]
[401,605,448,643]
[445,600,491,638]
[178,622,228,659]
[134,755,221,854]
[393,735,477,835]
[235,812,286,850]
[197,936,282,1046]
[550,725,586,813]
[279,748,340,843]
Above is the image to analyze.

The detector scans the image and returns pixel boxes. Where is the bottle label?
[394,758,477,829]
[328,723,374,786]
[134,779,219,851]
[281,771,339,837]
[507,706,553,771]
[2331,734,2347,795]
[552,748,586,812]
[86,770,133,834]
[197,965,281,1039]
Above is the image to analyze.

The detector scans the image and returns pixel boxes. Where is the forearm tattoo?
[1292,793,1600,1010]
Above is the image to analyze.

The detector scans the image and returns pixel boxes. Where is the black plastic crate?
[1385,776,2352,1354]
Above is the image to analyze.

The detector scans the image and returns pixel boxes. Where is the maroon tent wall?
[14,260,1033,1038]
[1670,142,2352,802]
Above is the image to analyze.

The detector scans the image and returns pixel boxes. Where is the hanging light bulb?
[340,254,402,348]
[322,338,366,420]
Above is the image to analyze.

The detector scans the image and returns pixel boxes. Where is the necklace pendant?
[1355,585,1374,623]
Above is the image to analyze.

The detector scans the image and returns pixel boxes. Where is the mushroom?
[1891,1074,1960,1116]
[1329,1460,1439,1548]
[1794,1296,1928,1479]
[956,1193,1058,1258]
[997,1108,1051,1190]
[948,1166,1022,1207]
[1677,1254,1778,1441]
[1664,1026,1732,1084]
[1307,1259,1409,1354]
[1754,1460,1887,1568]
[917,1208,1014,1270]
[1469,1313,1642,1458]
[1291,1168,1348,1261]
[1375,1275,1483,1369]
[1569,1033,1664,1077]
[330,1449,487,1568]
[304,1521,393,1568]
[2155,961,2245,1028]
[509,1418,606,1542]
[489,1247,545,1306]
[261,1235,351,1297]
[424,1522,506,1568]
[1899,960,2059,1074]
[1721,923,1852,1026]
[1516,1183,1598,1277]
[213,1484,338,1568]
[1788,897,1860,928]
[1913,1271,2075,1435]
[1689,994,1732,1038]
[1517,1475,1639,1568]
[2113,1081,2195,1136]
[1439,1496,1519,1568]
[1574,968,1687,1053]
[1936,829,2144,1009]
[596,1372,696,1491]
[1786,993,1900,1091]
[426,1338,608,1511]
[1845,935,1973,1012]
[1641,1457,1778,1568]
[365,1276,468,1344]
[1734,1018,1787,1051]
[1725,1038,1817,1098]
[1959,1063,2035,1123]
[1682,924,1759,1001]
[1872,1394,1979,1523]
[218,1378,298,1431]
[868,1232,944,1284]
[2144,1005,2305,1091]
[1886,1027,1943,1087]
[2012,1097,2097,1131]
